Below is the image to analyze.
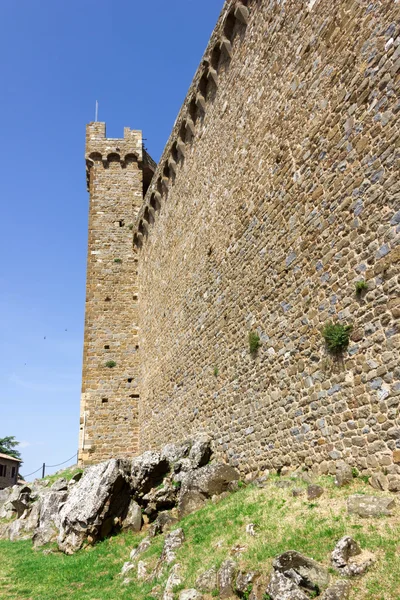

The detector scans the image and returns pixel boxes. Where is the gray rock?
[161,441,191,466]
[267,571,309,600]
[196,567,218,591]
[307,485,323,500]
[188,434,212,469]
[335,462,353,487]
[51,478,68,492]
[320,579,351,600]
[163,563,181,600]
[130,536,151,561]
[142,479,179,518]
[137,560,148,580]
[153,528,185,579]
[275,480,293,489]
[9,486,32,518]
[236,570,259,595]
[33,490,68,547]
[179,590,203,600]
[57,458,132,554]
[292,488,305,497]
[148,510,179,537]
[8,503,40,541]
[122,498,142,532]
[347,495,395,518]
[273,550,330,591]
[120,560,135,576]
[331,536,375,576]
[131,451,169,497]
[217,559,237,598]
[369,472,388,492]
[178,463,240,517]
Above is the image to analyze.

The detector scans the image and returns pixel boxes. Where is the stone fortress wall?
[134,0,400,489]
[78,122,154,466]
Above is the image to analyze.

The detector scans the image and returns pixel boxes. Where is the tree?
[0,436,22,460]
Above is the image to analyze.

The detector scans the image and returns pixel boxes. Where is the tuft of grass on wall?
[248,331,261,354]
[321,322,352,355]
[355,280,368,295]
[105,360,116,368]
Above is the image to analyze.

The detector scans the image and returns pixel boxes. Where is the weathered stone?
[131,451,170,497]
[292,488,305,497]
[148,511,179,537]
[130,536,151,561]
[163,563,181,600]
[50,478,68,492]
[57,459,132,554]
[153,528,185,579]
[236,571,259,595]
[307,485,323,500]
[33,490,68,547]
[273,550,330,591]
[217,559,237,598]
[143,480,179,518]
[347,495,395,518]
[196,567,218,591]
[188,434,212,469]
[178,464,239,517]
[320,579,351,600]
[267,571,309,600]
[335,462,353,487]
[161,441,191,466]
[369,472,388,492]
[179,590,203,600]
[8,503,40,542]
[331,536,375,576]
[121,498,142,531]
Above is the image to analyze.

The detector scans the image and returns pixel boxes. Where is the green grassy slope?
[0,475,399,600]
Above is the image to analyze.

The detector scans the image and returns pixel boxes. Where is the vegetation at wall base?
[248,331,261,354]
[321,322,352,355]
[1,474,399,599]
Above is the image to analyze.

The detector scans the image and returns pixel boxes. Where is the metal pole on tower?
[95,100,98,122]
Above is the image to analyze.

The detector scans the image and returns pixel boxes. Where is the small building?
[0,452,21,490]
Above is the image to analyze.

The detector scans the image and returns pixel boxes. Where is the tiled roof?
[0,452,21,462]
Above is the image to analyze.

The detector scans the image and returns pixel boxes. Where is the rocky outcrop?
[347,495,395,518]
[273,551,330,592]
[331,536,375,576]
[33,490,68,547]
[57,459,132,554]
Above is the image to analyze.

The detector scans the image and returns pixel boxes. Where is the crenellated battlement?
[133,0,250,248]
[85,122,144,191]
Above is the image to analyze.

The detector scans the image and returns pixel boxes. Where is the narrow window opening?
[133,294,138,301]
[127,378,133,383]
[12,467,16,478]
[102,398,108,403]
[105,297,111,302]
[104,345,110,350]
[119,220,125,227]
[129,394,140,399]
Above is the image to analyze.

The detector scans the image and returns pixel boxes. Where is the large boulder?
[273,551,330,592]
[131,451,170,498]
[178,463,240,517]
[57,459,132,554]
[347,495,395,518]
[33,490,68,547]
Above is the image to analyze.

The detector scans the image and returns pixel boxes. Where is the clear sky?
[0,0,222,479]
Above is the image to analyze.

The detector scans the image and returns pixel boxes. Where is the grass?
[41,466,83,486]
[105,360,116,368]
[355,280,368,295]
[248,331,261,354]
[0,476,399,599]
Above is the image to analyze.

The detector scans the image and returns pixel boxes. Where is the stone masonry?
[78,122,154,466]
[132,0,400,489]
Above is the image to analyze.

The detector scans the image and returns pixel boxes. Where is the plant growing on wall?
[355,280,368,295]
[322,322,352,355]
[248,331,261,354]
[213,366,219,377]
[105,360,116,368]
[113,258,122,264]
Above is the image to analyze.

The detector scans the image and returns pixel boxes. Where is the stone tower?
[78,122,154,466]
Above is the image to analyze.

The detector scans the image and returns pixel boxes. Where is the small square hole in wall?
[127,378,133,383]
[118,220,125,227]
[133,294,138,301]
[105,297,111,302]
[129,394,140,399]
[104,345,110,350]
[135,345,139,351]
[102,398,108,403]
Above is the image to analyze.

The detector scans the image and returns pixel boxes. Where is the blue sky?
[0,0,222,478]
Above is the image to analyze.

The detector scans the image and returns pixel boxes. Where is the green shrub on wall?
[322,322,352,355]
[248,331,261,354]
[105,360,116,368]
